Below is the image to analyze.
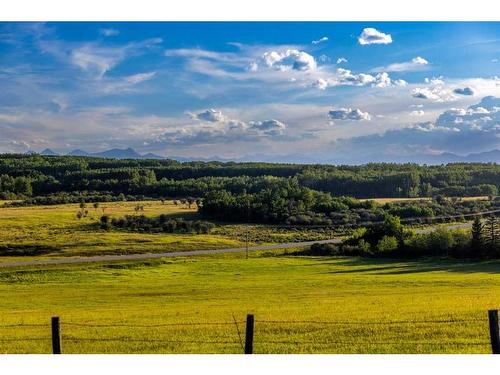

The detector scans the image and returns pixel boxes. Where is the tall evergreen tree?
[485,215,499,249]
[471,216,484,251]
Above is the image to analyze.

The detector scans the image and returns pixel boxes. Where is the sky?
[0,22,499,162]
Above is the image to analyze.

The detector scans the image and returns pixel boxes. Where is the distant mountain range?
[41,148,167,160]
[37,147,500,164]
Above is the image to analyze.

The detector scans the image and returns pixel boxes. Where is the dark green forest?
[1,154,499,199]
[2,154,500,227]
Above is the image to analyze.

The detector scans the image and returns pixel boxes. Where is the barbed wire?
[255,318,487,325]
[62,321,244,328]
[62,337,240,344]
[0,337,51,342]
[256,340,490,346]
[0,317,486,330]
[0,323,49,328]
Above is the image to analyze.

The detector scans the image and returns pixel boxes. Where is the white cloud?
[335,96,500,159]
[329,108,371,121]
[41,37,162,79]
[412,87,456,102]
[70,45,125,78]
[151,117,287,146]
[186,110,286,138]
[100,71,157,94]
[248,119,286,136]
[336,68,375,86]
[454,87,475,96]
[393,79,408,87]
[319,55,330,63]
[99,28,119,37]
[191,109,227,122]
[313,78,328,90]
[335,68,404,88]
[410,110,425,116]
[336,57,348,64]
[373,57,429,73]
[262,49,317,71]
[358,28,392,45]
[246,62,258,72]
[312,36,328,45]
[425,76,444,85]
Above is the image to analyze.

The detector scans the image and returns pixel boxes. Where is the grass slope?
[0,200,336,263]
[0,255,498,354]
[0,200,244,261]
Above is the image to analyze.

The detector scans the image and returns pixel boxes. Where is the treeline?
[99,215,215,234]
[1,154,500,200]
[308,215,500,259]
[199,180,500,225]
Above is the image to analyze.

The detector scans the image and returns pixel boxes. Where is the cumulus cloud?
[248,119,286,136]
[336,57,348,64]
[335,68,405,88]
[313,78,328,90]
[412,87,456,102]
[170,109,288,145]
[373,57,429,73]
[312,36,328,45]
[425,76,444,85]
[454,87,475,96]
[99,28,119,37]
[152,117,287,146]
[262,49,317,71]
[329,108,371,121]
[191,109,227,122]
[358,28,392,45]
[393,79,408,87]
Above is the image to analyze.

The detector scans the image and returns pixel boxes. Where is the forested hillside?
[0,154,498,199]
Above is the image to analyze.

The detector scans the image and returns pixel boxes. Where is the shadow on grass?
[0,244,61,256]
[288,255,500,275]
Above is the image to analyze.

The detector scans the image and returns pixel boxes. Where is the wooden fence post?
[51,316,62,354]
[489,310,500,354]
[244,314,254,354]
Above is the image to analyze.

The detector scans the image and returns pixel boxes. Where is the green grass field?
[0,200,245,262]
[0,200,498,354]
[0,200,336,264]
[0,254,498,354]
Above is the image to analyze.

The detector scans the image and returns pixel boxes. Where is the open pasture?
[0,200,244,261]
[0,255,498,354]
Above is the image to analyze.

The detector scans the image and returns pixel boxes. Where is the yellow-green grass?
[360,196,489,204]
[0,255,498,354]
[0,201,244,262]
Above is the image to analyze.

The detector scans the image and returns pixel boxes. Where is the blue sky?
[0,22,499,162]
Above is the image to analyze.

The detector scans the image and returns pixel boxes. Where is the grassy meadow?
[0,200,244,262]
[0,254,498,354]
[0,199,498,354]
[0,200,336,263]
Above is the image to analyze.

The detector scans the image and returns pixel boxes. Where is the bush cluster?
[100,214,215,234]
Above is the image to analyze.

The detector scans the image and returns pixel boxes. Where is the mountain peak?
[40,148,59,156]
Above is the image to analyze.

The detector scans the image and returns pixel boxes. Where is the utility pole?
[245,227,249,259]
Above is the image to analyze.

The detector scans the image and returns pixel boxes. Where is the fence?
[0,310,499,354]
